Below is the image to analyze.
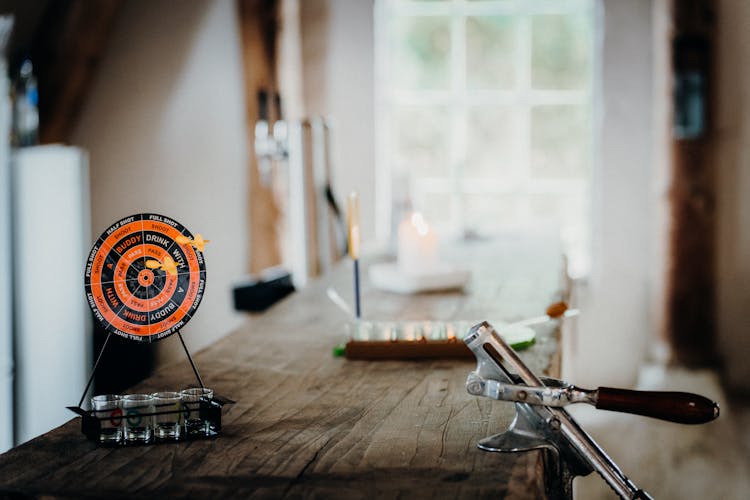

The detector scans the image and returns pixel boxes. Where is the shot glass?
[122,394,154,443]
[90,394,122,444]
[180,387,214,437]
[152,391,182,441]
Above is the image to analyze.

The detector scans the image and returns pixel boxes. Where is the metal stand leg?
[77,331,112,407]
[178,330,204,390]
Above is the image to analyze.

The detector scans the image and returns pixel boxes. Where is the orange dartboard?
[84,213,207,342]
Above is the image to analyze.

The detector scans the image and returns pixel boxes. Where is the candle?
[397,212,438,275]
[347,192,361,318]
[347,192,360,260]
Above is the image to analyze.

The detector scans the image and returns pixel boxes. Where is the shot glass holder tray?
[69,328,234,446]
[66,394,235,446]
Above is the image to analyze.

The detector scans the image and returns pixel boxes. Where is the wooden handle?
[595,387,719,424]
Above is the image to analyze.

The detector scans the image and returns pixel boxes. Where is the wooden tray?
[345,340,473,360]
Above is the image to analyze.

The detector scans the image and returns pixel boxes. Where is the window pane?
[531,14,591,90]
[379,2,594,273]
[529,193,583,222]
[465,105,516,178]
[466,16,516,90]
[393,105,451,177]
[530,193,589,276]
[530,105,590,179]
[392,16,451,90]
[420,191,453,227]
[462,193,518,232]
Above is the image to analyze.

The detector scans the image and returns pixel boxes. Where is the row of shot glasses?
[90,388,214,444]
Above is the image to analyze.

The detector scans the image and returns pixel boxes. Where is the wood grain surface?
[0,239,565,499]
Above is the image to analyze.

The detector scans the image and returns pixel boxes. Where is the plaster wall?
[71,0,250,364]
[715,0,750,391]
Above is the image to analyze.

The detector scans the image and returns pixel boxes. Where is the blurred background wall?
[565,0,658,388]
[298,0,376,243]
[715,0,750,391]
[70,0,250,365]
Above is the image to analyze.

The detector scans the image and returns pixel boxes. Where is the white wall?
[715,0,750,392]
[71,0,249,364]
[300,0,376,243]
[12,146,91,445]
[650,0,671,350]
[565,0,656,388]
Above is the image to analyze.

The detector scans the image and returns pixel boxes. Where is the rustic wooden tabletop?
[0,238,565,499]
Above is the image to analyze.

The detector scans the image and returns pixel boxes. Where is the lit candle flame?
[447,324,456,341]
[404,323,415,342]
[410,212,430,236]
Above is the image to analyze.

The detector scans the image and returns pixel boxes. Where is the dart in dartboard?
[68,213,233,446]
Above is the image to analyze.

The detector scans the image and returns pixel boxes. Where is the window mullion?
[451,2,467,235]
[374,0,392,241]
[516,8,532,222]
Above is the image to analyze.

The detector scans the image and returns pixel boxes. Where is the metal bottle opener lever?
[469,373,719,425]
[464,321,720,500]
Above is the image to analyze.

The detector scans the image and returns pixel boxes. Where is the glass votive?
[91,394,122,444]
[181,387,214,437]
[376,322,397,342]
[451,321,472,340]
[431,321,447,340]
[357,321,374,341]
[397,322,417,342]
[346,320,374,341]
[152,391,182,441]
[122,394,154,444]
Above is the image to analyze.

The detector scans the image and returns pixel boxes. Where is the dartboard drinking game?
[84,213,207,343]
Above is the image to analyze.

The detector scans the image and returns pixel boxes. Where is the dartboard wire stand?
[67,213,234,445]
[73,328,207,409]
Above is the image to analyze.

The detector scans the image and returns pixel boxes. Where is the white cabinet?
[0,61,11,454]
[11,145,91,445]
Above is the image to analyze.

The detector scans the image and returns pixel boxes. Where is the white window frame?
[375,0,594,274]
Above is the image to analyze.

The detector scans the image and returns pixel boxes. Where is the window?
[375,0,593,276]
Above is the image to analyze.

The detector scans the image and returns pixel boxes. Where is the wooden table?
[0,238,566,499]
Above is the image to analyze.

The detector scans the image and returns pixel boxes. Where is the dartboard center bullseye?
[138,269,155,287]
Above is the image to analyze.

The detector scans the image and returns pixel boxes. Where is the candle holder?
[343,319,535,360]
[67,393,234,446]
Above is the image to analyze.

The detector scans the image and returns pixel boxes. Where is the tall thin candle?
[347,192,361,318]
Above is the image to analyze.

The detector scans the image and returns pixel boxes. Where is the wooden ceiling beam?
[237,0,283,273]
[31,0,122,144]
